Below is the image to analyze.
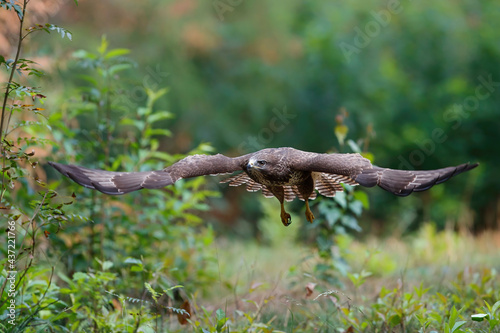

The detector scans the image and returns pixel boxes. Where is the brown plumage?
[49,147,478,226]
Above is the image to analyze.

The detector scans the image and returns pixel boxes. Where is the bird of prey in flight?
[49,147,478,226]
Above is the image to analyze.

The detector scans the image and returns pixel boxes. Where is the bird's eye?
[257,160,267,166]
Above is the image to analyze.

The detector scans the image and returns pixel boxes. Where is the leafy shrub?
[1,2,219,330]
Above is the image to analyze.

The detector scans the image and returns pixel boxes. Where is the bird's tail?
[354,163,479,196]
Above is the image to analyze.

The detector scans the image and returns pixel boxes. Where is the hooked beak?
[247,160,259,170]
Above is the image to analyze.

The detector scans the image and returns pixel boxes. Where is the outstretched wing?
[49,153,250,195]
[353,163,478,196]
[286,148,478,196]
[288,149,373,178]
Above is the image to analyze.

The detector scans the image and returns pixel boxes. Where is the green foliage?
[1,3,218,331]
[187,284,283,333]
[45,0,499,231]
[25,24,72,41]
[0,1,78,330]
[2,2,499,332]
[304,117,372,284]
[470,300,500,332]
[307,260,499,333]
[41,38,221,330]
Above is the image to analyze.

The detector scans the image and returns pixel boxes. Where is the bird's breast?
[245,168,310,187]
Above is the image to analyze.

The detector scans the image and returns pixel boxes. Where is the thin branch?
[1,0,28,142]
[1,0,28,203]
[0,0,29,306]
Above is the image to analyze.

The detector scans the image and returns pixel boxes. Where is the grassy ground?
[188,224,500,332]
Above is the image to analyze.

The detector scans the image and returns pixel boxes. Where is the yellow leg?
[280,202,292,227]
[305,199,315,223]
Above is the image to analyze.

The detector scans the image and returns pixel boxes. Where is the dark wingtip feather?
[49,161,122,194]
[357,162,479,196]
[48,161,71,177]
[49,161,99,191]
[49,161,176,195]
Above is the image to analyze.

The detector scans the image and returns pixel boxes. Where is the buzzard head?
[245,150,295,186]
[247,155,272,175]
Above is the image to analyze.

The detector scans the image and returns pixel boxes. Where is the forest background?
[1,0,499,332]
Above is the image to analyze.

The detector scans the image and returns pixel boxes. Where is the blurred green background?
[3,0,500,331]
[33,0,500,231]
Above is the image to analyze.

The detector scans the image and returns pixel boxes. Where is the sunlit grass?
[198,223,500,332]
[215,223,500,293]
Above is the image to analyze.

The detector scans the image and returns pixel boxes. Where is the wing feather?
[283,186,297,202]
[49,153,250,195]
[354,163,479,196]
[221,173,301,201]
[309,172,354,199]
[287,148,372,177]
[220,172,251,186]
[51,147,479,200]
[261,187,275,198]
[220,173,276,197]
[286,148,477,197]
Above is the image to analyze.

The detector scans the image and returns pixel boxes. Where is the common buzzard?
[49,147,478,226]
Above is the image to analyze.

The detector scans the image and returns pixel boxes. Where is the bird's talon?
[305,200,315,223]
[281,212,292,227]
[305,210,315,223]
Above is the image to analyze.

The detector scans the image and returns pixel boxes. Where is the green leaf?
[348,200,363,216]
[105,48,130,59]
[389,314,401,326]
[147,111,173,124]
[347,139,361,153]
[146,87,169,102]
[47,24,73,40]
[73,49,97,60]
[451,320,466,332]
[216,309,226,321]
[471,314,488,322]
[101,260,113,271]
[145,282,160,301]
[130,265,144,272]
[109,63,132,75]
[341,215,361,232]
[334,191,347,208]
[72,272,88,281]
[353,190,370,209]
[449,306,459,325]
[361,152,375,162]
[98,35,108,55]
[124,257,142,265]
[436,292,448,304]
[324,207,341,227]
[215,308,227,333]
[137,106,149,116]
[492,300,500,315]
[144,128,172,138]
[334,124,348,146]
[13,3,23,20]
